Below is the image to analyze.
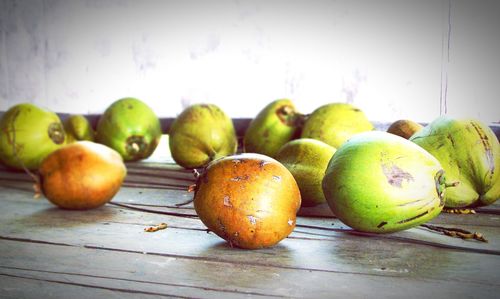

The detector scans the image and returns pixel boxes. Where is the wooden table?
[0,157,499,298]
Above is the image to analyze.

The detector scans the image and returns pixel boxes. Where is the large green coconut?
[243,99,303,157]
[96,98,162,161]
[275,138,336,207]
[169,104,237,169]
[410,116,499,208]
[322,131,449,233]
[0,103,66,170]
[301,103,373,148]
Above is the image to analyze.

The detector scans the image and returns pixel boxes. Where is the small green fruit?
[301,103,373,148]
[410,116,499,208]
[244,99,303,157]
[96,98,162,161]
[169,104,237,169]
[64,115,95,143]
[275,138,336,207]
[0,103,66,170]
[323,131,447,233]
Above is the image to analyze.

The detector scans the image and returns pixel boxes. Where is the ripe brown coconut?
[38,141,127,210]
[387,119,423,139]
[193,153,301,249]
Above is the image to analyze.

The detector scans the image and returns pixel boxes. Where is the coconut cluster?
[1,99,498,248]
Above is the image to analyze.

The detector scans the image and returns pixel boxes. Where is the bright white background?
[0,0,499,123]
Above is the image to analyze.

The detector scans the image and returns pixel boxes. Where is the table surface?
[0,146,499,299]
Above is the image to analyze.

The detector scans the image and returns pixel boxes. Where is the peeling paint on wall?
[0,0,498,123]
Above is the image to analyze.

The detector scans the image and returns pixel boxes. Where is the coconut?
[243,99,303,157]
[410,116,499,208]
[323,131,449,233]
[275,138,336,207]
[387,119,423,139]
[64,114,95,143]
[169,104,237,169]
[96,98,161,161]
[38,141,126,210]
[301,103,373,148]
[0,103,65,170]
[193,153,301,249]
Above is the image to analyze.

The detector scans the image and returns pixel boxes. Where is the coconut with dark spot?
[410,116,499,208]
[0,103,66,170]
[322,131,448,233]
[193,153,301,249]
[243,99,303,157]
[96,98,161,161]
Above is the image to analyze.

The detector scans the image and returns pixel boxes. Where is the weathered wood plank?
[1,178,498,243]
[1,239,500,299]
[1,178,499,250]
[1,160,499,214]
[0,184,499,289]
[2,179,499,249]
[0,268,188,299]
[106,199,500,253]
[0,275,170,299]
[0,163,195,191]
[0,259,276,299]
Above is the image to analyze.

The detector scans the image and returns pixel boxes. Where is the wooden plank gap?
[0,272,192,299]
[0,265,287,298]
[109,203,198,218]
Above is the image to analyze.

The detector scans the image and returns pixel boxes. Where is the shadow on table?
[8,204,119,229]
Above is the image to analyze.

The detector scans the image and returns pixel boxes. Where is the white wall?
[0,0,498,123]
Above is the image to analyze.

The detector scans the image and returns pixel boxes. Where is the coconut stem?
[445,181,459,188]
[48,122,65,144]
[175,169,201,207]
[131,142,140,153]
[277,105,307,128]
[293,112,309,128]
[126,136,147,159]
[420,224,487,242]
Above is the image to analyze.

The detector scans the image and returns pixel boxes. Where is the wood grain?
[0,160,499,298]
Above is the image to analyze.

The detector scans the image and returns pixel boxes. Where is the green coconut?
[64,114,95,143]
[243,99,303,157]
[410,116,499,208]
[169,104,237,169]
[275,138,336,207]
[301,103,373,148]
[0,103,66,170]
[96,98,162,161]
[322,131,449,233]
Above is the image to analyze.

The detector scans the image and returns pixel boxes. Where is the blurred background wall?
[0,0,498,123]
